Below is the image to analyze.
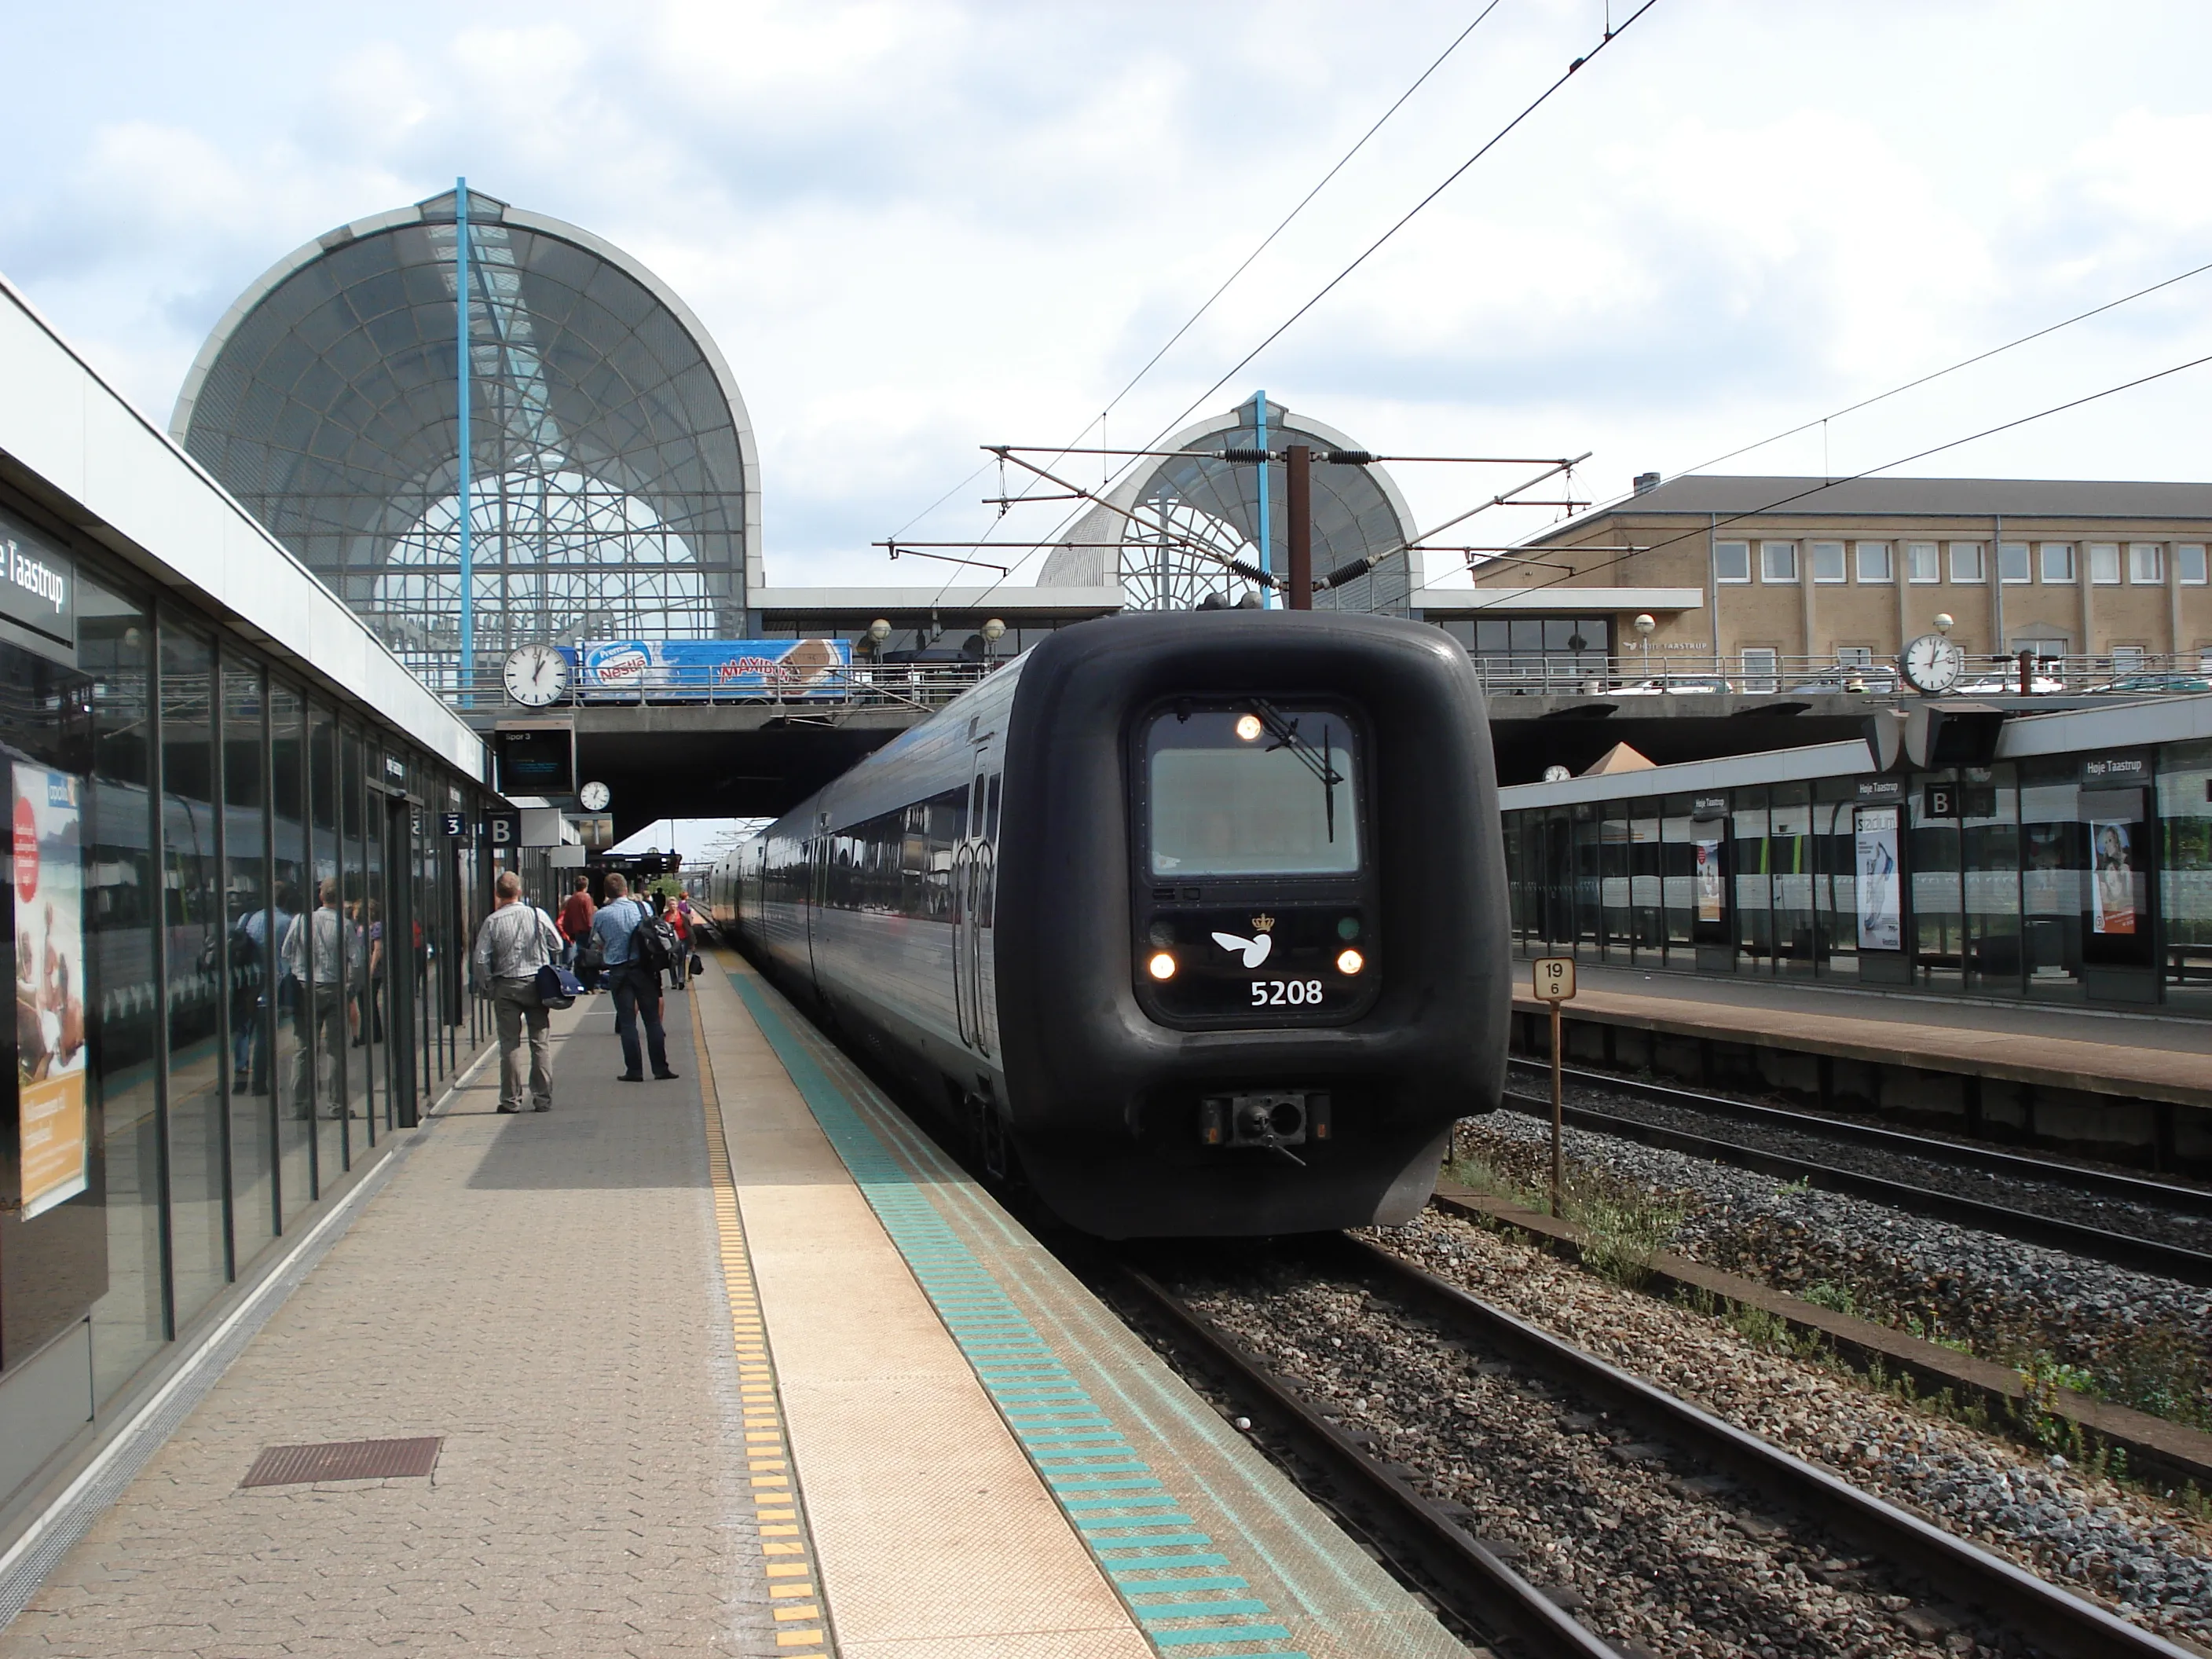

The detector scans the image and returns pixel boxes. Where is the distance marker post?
[1531,957,1577,1215]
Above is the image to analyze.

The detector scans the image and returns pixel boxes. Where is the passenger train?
[709,610,1510,1237]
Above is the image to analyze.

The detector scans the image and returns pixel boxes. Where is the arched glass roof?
[1040,395,1421,613]
[173,188,758,691]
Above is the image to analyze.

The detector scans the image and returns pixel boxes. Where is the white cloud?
[8,0,2212,598]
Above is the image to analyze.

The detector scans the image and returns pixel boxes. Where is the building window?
[1906,541,1939,583]
[1740,647,1779,691]
[2111,645,2146,673]
[2179,544,2207,584]
[2128,543,2165,584]
[1714,540,1750,583]
[1949,541,1985,584]
[1855,541,1892,582]
[1810,541,1845,583]
[1760,541,1799,583]
[1836,645,1874,667]
[2040,543,2075,583]
[2014,635,2067,660]
[1998,542,2030,584]
[2089,542,2121,584]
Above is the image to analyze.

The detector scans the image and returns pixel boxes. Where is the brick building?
[1441,475,2212,684]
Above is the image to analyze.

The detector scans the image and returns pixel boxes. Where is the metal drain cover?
[240,1436,442,1488]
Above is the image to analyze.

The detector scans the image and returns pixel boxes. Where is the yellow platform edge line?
[693,970,840,1659]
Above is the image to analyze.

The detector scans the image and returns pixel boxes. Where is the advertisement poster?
[1693,839,1724,924]
[574,639,851,697]
[15,762,87,1219]
[2091,819,2138,936]
[1855,807,1903,950]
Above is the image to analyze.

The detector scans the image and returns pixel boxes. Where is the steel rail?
[1505,1057,2212,1218]
[1498,1090,2212,1287]
[1108,1262,1621,1659]
[1334,1235,2196,1659]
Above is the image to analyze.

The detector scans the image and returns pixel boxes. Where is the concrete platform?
[0,953,1468,1659]
[1512,959,2212,1111]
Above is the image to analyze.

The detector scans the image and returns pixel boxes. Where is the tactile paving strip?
[730,972,1313,1659]
[694,991,839,1657]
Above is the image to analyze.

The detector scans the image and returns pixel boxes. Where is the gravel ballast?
[1359,1198,2212,1652]
[1461,1110,2212,1432]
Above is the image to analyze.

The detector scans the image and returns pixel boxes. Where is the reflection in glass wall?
[2020,760,2083,1000]
[1731,790,1771,967]
[160,621,228,1328]
[222,657,275,1256]
[83,580,164,1393]
[269,683,311,1217]
[1770,784,1815,975]
[1660,796,1697,961]
[1910,778,1965,990]
[341,729,373,1142]
[1962,767,2022,994]
[2163,741,2212,1016]
[307,705,346,1172]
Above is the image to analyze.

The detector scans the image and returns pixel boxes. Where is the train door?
[954,745,996,1057]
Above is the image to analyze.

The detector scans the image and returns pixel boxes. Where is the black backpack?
[630,899,680,976]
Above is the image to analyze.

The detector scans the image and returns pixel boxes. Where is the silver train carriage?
[709,610,1509,1237]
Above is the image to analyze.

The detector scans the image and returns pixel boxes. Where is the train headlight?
[1335,948,1364,976]
[1147,950,1178,981]
[1233,712,1264,742]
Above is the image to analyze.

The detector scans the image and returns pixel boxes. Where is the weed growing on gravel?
[1802,1280,1858,1315]
[1561,1176,1686,1291]
[1445,1149,1545,1213]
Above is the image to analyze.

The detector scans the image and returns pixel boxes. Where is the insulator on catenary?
[1228,558,1276,588]
[1324,449,1375,465]
[1315,557,1372,591]
[1216,446,1273,463]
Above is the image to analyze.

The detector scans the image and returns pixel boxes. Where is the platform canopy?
[1039,394,1422,613]
[172,188,760,694]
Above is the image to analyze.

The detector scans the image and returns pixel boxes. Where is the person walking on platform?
[557,873,595,972]
[281,877,359,1120]
[472,870,562,1114]
[592,872,677,1083]
[661,892,690,990]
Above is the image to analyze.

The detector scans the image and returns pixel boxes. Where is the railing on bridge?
[438,647,2209,713]
[445,660,1002,713]
[1474,651,2212,698]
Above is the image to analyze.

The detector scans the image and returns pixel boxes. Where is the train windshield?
[1145,705,1361,877]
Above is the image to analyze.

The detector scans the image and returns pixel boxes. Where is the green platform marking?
[731,972,1311,1659]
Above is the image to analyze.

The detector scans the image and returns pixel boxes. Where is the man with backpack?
[471,870,562,1114]
[591,872,678,1083]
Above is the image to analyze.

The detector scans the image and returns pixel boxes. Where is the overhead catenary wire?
[1399,346,2212,611]
[938,2,1661,612]
[906,4,1513,596]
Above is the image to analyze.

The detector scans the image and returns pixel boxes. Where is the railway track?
[1108,1235,2197,1659]
[1501,1059,2212,1287]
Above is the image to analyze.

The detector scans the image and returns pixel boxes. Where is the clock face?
[1899,632,1965,694]
[578,781,610,811]
[503,643,570,707]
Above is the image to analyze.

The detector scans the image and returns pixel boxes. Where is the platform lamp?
[1634,612,1655,680]
[982,617,1005,668]
[866,618,892,660]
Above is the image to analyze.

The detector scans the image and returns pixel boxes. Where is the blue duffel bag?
[534,961,586,1010]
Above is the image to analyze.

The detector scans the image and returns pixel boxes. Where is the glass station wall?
[0,498,496,1518]
[1504,742,2212,1014]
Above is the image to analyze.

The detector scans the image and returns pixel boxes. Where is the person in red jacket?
[660,892,691,990]
[557,875,596,972]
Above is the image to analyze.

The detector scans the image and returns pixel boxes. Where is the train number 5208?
[1251,979,1325,1006]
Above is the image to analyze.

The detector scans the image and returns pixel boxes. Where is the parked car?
[1610,675,1734,696]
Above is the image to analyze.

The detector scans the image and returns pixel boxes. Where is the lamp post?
[982,617,1005,668]
[1634,612,1655,683]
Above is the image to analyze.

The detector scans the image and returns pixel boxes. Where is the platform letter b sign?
[485,811,519,848]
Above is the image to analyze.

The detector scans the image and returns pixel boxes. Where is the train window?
[1144,706,1361,878]
[986,774,1002,842]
